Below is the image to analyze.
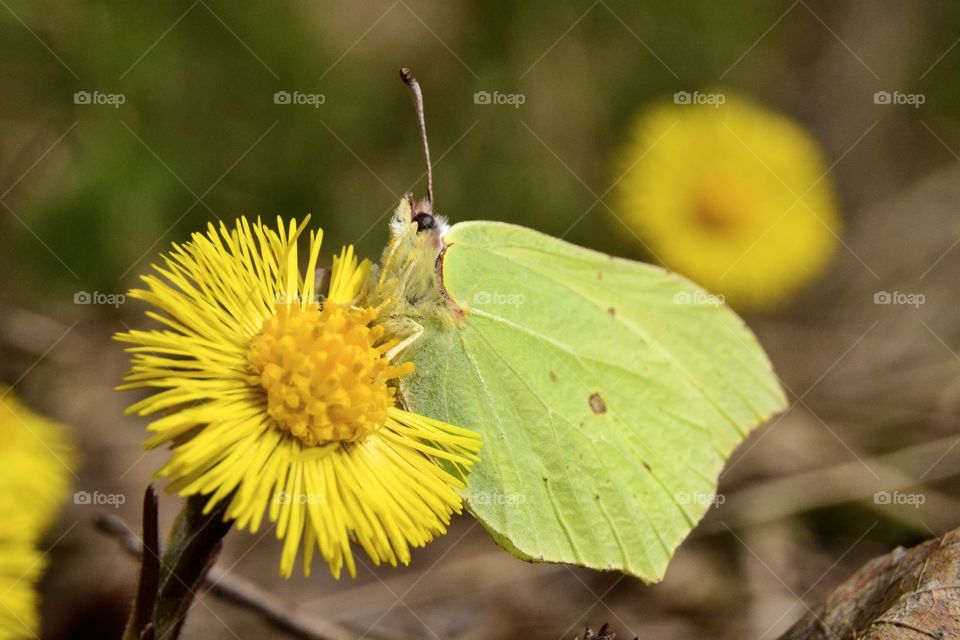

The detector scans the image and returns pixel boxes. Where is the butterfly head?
[377,194,451,328]
[389,194,448,246]
[414,210,437,233]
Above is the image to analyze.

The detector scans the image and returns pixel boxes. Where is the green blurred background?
[5,0,959,298]
[4,2,960,639]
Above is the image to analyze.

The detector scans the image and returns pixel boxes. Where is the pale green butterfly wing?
[398,220,785,581]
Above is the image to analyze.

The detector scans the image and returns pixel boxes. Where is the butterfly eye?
[414,212,435,232]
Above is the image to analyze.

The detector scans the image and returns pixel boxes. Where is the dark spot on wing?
[549,371,557,382]
[642,461,652,472]
[597,272,603,280]
[589,392,607,414]
[607,307,616,316]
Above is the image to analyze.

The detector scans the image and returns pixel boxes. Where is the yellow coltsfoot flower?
[0,390,75,639]
[116,217,481,578]
[0,389,76,534]
[0,513,43,640]
[615,93,840,309]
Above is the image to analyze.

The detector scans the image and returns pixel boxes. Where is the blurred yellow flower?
[0,390,75,639]
[615,93,840,309]
[0,515,43,640]
[116,218,481,579]
[0,388,75,533]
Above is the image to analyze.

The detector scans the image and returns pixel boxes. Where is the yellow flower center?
[247,302,413,446]
[692,178,752,232]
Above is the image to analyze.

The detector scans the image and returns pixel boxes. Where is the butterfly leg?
[386,318,424,360]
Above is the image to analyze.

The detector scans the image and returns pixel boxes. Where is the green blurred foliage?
[1,0,958,303]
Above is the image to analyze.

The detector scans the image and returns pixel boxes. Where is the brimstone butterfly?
[375,70,786,582]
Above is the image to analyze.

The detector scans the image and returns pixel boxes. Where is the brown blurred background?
[2,1,960,638]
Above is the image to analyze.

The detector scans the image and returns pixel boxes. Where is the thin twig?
[96,513,360,640]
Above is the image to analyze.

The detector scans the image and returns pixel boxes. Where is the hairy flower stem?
[124,486,233,640]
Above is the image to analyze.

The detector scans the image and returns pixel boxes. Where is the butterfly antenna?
[400,68,434,207]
